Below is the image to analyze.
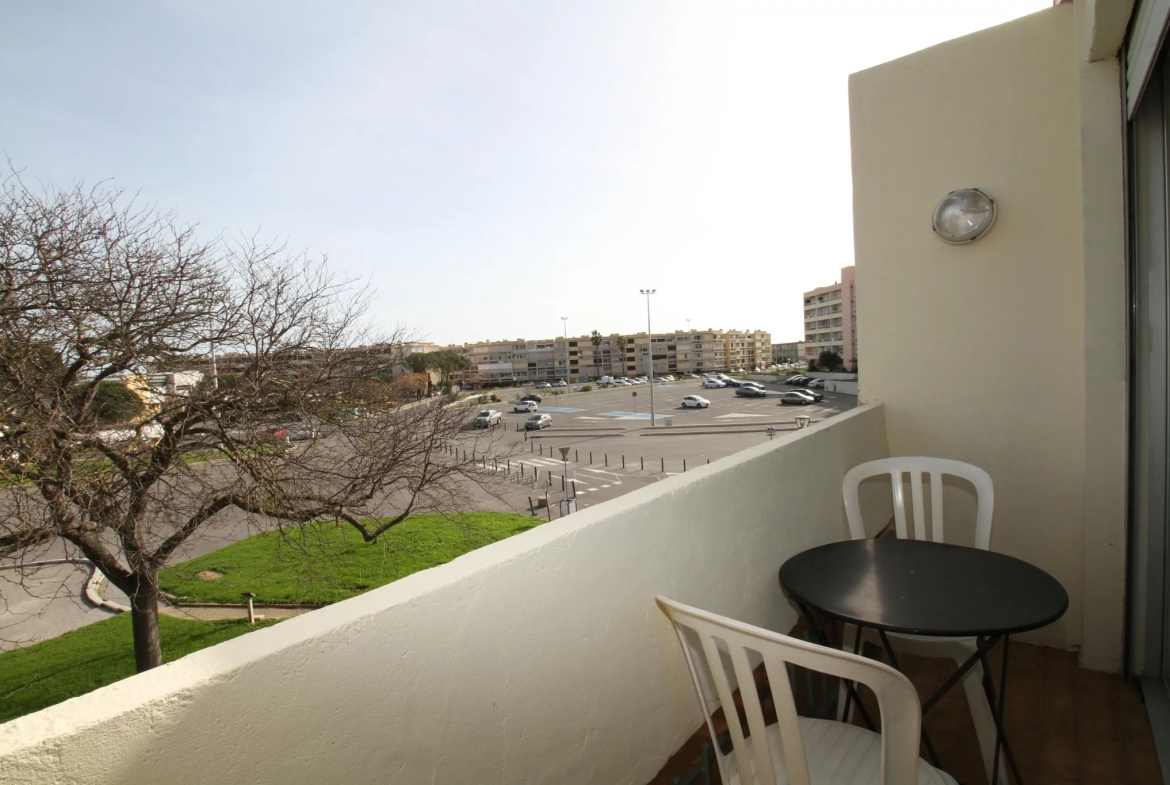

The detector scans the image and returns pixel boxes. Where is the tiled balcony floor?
[648,640,1164,785]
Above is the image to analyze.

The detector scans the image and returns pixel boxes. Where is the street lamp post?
[639,289,657,427]
[561,316,569,385]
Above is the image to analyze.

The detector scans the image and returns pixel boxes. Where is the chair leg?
[959,655,1011,785]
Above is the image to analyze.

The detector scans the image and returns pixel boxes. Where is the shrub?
[490,393,500,402]
[86,381,145,424]
[580,384,593,392]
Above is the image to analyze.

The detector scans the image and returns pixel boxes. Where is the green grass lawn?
[158,512,541,605]
[0,614,277,724]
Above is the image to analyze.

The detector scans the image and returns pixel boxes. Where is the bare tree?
[0,175,505,671]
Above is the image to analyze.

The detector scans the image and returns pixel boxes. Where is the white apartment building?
[802,265,857,367]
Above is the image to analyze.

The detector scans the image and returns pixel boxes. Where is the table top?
[779,538,1068,637]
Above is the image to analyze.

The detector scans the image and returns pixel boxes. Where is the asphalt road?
[454,379,854,511]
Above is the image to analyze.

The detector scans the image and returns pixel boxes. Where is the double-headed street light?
[639,289,656,427]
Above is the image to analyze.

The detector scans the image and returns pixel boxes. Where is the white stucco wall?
[0,405,889,784]
[850,4,1127,669]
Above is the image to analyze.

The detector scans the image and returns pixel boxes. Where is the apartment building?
[444,328,769,387]
[802,265,857,366]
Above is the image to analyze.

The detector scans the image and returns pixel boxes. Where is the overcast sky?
[1,0,1048,346]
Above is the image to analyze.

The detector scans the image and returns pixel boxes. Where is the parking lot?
[456,378,855,511]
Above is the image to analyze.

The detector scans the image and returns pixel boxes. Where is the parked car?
[525,413,552,430]
[653,377,667,384]
[702,378,726,389]
[791,388,823,402]
[780,391,814,405]
[784,376,808,385]
[535,382,552,389]
[514,400,539,413]
[520,393,543,403]
[735,385,768,398]
[522,381,536,387]
[741,380,766,389]
[681,395,710,408]
[552,380,567,387]
[721,378,743,387]
[807,378,826,389]
[473,409,502,428]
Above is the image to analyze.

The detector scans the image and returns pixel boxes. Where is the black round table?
[779,538,1068,785]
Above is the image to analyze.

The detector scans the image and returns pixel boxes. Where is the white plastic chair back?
[657,597,922,785]
[842,457,994,550]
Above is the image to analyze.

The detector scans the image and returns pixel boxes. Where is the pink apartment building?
[802,265,856,367]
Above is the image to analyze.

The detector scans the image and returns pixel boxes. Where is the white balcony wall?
[849,3,1126,670]
[0,405,889,785]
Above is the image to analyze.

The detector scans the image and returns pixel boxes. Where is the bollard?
[529,497,536,515]
[507,460,511,472]
[641,456,644,471]
[589,451,593,464]
[707,458,710,464]
[605,453,608,467]
[561,475,566,491]
[530,441,534,452]
[683,459,687,472]
[622,455,626,469]
[575,449,579,462]
[540,444,543,456]
[572,480,578,497]
[244,592,256,625]
[661,457,665,473]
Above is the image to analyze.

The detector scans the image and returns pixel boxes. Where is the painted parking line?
[540,406,585,413]
[600,411,671,420]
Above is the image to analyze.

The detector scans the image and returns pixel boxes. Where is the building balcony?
[0,403,1151,784]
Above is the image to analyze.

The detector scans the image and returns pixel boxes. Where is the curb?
[166,601,327,610]
[84,567,131,613]
[0,558,129,613]
[527,432,625,439]
[638,427,807,437]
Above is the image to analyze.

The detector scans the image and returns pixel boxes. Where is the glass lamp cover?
[932,189,996,244]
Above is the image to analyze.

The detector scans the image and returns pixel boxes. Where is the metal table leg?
[977,635,1023,785]
[877,629,943,769]
[794,601,877,732]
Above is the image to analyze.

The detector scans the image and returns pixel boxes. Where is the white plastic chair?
[840,457,1004,783]
[657,597,957,785]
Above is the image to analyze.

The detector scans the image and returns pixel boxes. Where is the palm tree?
[590,330,602,377]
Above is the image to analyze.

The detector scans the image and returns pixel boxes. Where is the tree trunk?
[130,571,163,672]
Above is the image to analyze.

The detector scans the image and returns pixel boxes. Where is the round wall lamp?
[931,188,996,244]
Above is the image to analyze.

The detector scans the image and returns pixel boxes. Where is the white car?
[681,395,710,408]
[552,380,567,387]
[535,382,552,389]
[702,378,726,389]
[807,378,826,388]
[514,400,538,413]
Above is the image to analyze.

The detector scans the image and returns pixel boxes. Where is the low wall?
[825,380,859,395]
[0,405,891,785]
